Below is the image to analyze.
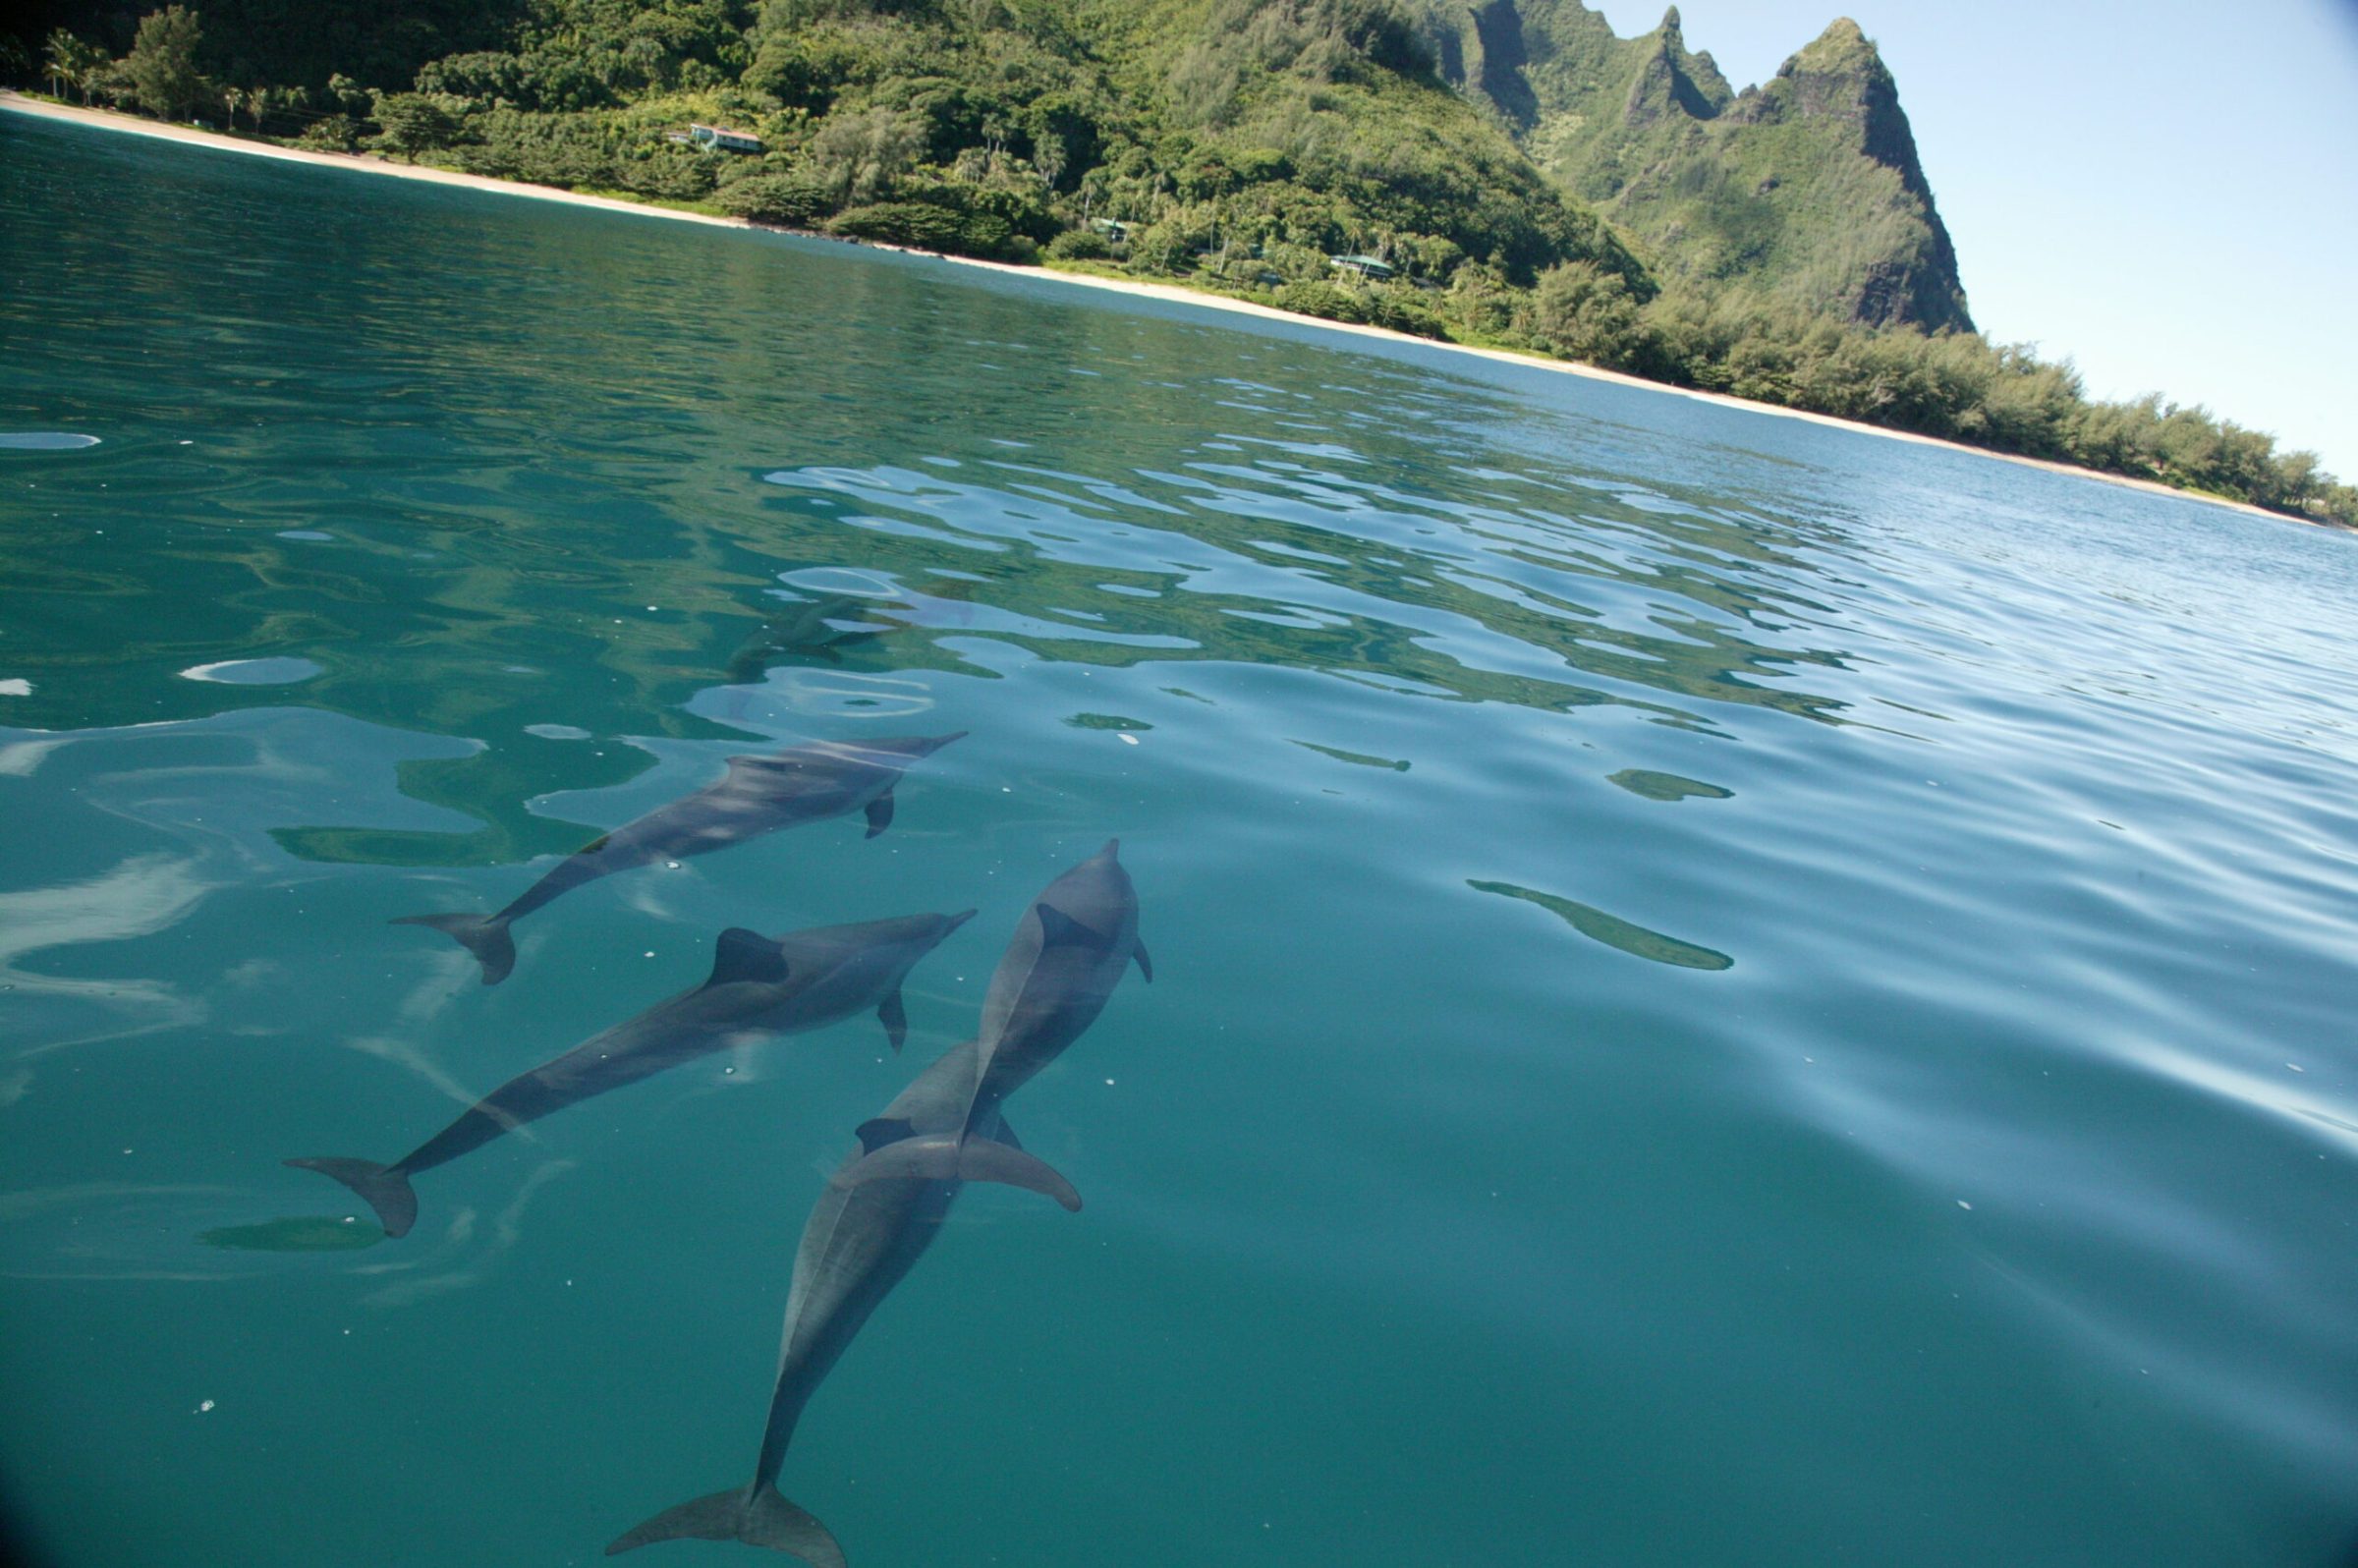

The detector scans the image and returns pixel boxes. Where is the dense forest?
[8,0,2351,528]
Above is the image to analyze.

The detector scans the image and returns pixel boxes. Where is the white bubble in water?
[179,656,321,686]
[0,432,98,450]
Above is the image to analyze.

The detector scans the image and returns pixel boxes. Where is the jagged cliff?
[1417,2,1972,331]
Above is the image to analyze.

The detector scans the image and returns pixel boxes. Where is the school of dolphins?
[286,729,1149,1566]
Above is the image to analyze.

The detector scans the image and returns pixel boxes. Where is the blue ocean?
[4,111,2357,1567]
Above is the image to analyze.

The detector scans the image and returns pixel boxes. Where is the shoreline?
[0,91,2316,530]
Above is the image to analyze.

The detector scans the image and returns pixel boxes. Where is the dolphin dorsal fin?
[707,927,789,987]
[834,1133,1082,1210]
[856,1117,915,1155]
[1035,904,1104,950]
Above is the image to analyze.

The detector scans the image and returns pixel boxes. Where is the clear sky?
[1592,1,2358,477]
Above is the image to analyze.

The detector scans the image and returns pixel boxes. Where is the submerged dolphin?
[606,842,1149,1564]
[833,838,1150,1203]
[290,910,973,1239]
[724,592,904,685]
[395,732,964,985]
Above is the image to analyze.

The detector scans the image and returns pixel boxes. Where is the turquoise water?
[5,111,2358,1566]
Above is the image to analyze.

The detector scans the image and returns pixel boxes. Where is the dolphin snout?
[924,730,970,754]
[941,908,979,932]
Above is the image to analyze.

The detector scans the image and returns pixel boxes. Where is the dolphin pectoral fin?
[284,1156,418,1239]
[706,927,790,988]
[838,1135,1082,1210]
[606,1484,843,1567]
[855,1116,916,1154]
[1034,903,1105,950]
[390,912,517,986]
[878,986,907,1052]
[864,787,895,839]
[1133,934,1153,981]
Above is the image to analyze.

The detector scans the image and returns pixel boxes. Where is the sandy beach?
[0,90,2307,528]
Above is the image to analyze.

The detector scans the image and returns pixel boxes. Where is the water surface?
[4,113,2358,1568]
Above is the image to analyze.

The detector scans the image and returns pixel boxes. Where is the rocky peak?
[1622,4,1728,125]
[1768,19,1935,206]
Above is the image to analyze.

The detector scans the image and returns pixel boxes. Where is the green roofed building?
[686,124,763,154]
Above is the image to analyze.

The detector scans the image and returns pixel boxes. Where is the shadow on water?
[1606,767,1734,801]
[197,1215,384,1252]
[1468,878,1734,971]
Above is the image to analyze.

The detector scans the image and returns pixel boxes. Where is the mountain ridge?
[1419,2,1971,332]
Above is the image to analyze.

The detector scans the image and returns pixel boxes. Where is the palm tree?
[44,29,110,105]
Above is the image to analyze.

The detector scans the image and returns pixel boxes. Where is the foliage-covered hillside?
[1417,3,1970,331]
[8,0,2354,527]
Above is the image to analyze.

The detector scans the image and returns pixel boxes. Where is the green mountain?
[1417,2,1972,331]
[14,0,2354,524]
[20,0,1650,301]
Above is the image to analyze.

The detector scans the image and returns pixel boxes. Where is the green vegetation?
[10,0,2352,527]
[1421,5,1970,331]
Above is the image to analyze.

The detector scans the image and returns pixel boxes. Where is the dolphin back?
[605,1484,843,1566]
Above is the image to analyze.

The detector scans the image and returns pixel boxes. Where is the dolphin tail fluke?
[283,1156,418,1239]
[836,1133,1081,1210]
[390,912,516,985]
[605,1484,844,1565]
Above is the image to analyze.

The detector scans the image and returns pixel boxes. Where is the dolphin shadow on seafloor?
[393,731,964,985]
[605,840,1149,1565]
[289,911,973,1238]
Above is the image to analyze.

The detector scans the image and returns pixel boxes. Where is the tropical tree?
[1524,260,1650,370]
[369,90,460,160]
[44,29,111,103]
[123,6,217,123]
[325,73,371,118]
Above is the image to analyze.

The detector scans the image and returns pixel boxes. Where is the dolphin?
[832,838,1149,1202]
[394,732,965,985]
[605,842,1148,1564]
[290,910,974,1239]
[724,592,904,685]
